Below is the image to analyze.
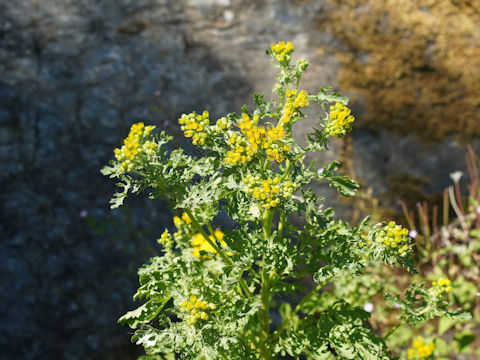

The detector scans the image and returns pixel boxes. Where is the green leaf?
[314,262,365,284]
[358,216,370,231]
[110,177,135,209]
[434,337,449,355]
[451,311,472,322]
[330,176,359,197]
[100,164,116,176]
[177,174,222,223]
[470,228,480,238]
[455,331,475,351]
[317,161,359,196]
[309,86,349,106]
[118,297,170,329]
[438,316,456,336]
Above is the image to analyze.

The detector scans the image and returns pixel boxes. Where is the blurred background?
[1,0,479,359]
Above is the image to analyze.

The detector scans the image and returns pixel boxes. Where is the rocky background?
[1,0,479,359]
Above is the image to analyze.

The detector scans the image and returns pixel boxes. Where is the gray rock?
[1,1,478,359]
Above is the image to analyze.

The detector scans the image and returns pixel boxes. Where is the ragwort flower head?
[371,221,411,257]
[179,294,216,325]
[242,174,296,210]
[430,278,452,297]
[407,337,435,360]
[114,122,156,172]
[178,110,210,146]
[325,102,355,138]
[281,89,309,124]
[270,41,295,63]
[191,230,232,259]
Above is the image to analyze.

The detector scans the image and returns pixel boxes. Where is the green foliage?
[318,160,360,197]
[278,301,391,359]
[336,148,480,359]
[103,42,466,359]
[385,283,471,326]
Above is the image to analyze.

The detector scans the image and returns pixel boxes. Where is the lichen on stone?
[323,0,480,142]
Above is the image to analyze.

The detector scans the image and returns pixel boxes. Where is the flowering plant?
[102,42,467,359]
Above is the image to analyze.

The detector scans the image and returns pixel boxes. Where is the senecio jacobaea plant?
[102,42,468,359]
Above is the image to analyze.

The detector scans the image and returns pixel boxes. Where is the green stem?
[206,223,221,243]
[383,323,401,340]
[263,157,269,170]
[217,348,229,360]
[263,210,274,240]
[184,209,252,299]
[281,153,304,182]
[272,277,332,342]
[260,268,272,359]
[132,169,146,177]
[277,211,285,243]
[222,189,237,198]
[281,159,291,181]
[276,64,289,129]
[185,209,228,262]
[258,208,275,360]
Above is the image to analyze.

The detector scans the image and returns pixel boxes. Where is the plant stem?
[277,211,285,242]
[184,210,227,261]
[259,267,272,360]
[442,188,449,227]
[272,277,332,343]
[383,323,401,340]
[448,186,466,229]
[263,210,274,240]
[281,153,303,182]
[398,200,415,231]
[258,209,275,360]
[218,348,229,360]
[184,209,252,299]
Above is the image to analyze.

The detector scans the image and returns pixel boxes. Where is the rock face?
[0,1,478,359]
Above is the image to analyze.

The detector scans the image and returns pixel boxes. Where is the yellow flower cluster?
[270,41,295,62]
[237,114,265,151]
[407,337,435,359]
[292,89,309,108]
[173,212,192,227]
[173,229,183,242]
[172,212,192,242]
[157,230,173,248]
[373,221,410,257]
[182,212,192,224]
[358,233,373,248]
[325,102,355,137]
[430,278,452,296]
[242,175,296,210]
[281,89,309,124]
[215,116,230,133]
[178,111,210,146]
[266,124,286,141]
[114,122,156,172]
[264,140,290,162]
[224,132,256,165]
[170,213,232,259]
[179,294,216,325]
[191,230,230,259]
[224,113,290,165]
